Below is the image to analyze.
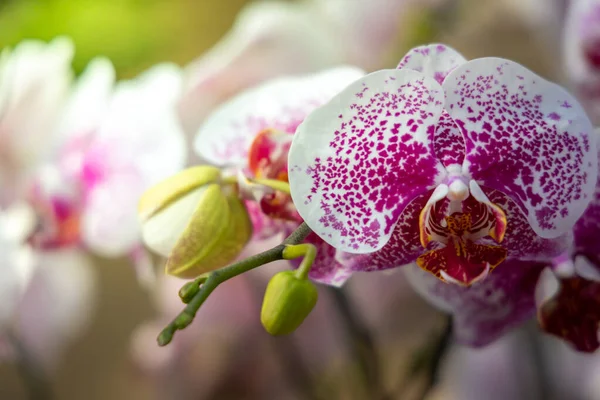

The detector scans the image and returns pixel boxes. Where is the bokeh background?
[0,0,597,399]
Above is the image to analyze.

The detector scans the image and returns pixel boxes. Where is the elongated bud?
[138,166,253,278]
[261,271,318,335]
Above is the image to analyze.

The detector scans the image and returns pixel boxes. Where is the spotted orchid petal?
[443,57,597,238]
[289,69,446,253]
[397,43,467,84]
[573,133,600,263]
[405,259,546,347]
[193,66,364,167]
[484,187,569,261]
[392,45,469,178]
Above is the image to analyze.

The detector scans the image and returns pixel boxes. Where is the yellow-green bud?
[261,271,318,336]
[138,166,253,278]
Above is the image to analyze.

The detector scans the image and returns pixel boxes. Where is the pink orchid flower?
[289,43,597,287]
[28,56,187,263]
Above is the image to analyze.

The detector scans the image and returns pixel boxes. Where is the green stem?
[282,244,316,280]
[158,223,312,346]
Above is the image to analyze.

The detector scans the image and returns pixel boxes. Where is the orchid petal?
[56,57,115,142]
[289,69,446,253]
[574,135,600,262]
[444,58,597,238]
[538,274,600,352]
[483,187,570,260]
[82,173,145,257]
[405,259,545,347]
[575,255,600,282]
[97,63,187,185]
[397,43,467,84]
[434,111,466,168]
[193,66,364,166]
[326,192,432,275]
[16,249,96,369]
[0,37,74,178]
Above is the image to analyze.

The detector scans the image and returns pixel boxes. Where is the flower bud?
[139,166,253,278]
[261,271,318,336]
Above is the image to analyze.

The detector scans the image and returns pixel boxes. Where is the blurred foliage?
[0,0,247,77]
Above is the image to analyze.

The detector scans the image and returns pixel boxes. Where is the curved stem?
[283,244,316,280]
[158,223,312,346]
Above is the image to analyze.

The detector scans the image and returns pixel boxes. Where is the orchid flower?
[564,0,600,124]
[289,43,597,287]
[29,55,187,266]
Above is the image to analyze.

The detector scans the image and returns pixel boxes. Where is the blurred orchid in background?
[0,35,186,381]
[177,0,452,138]
[564,0,600,124]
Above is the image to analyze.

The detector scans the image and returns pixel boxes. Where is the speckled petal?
[289,69,446,253]
[481,187,569,261]
[194,67,365,166]
[405,259,546,347]
[397,43,467,84]
[574,135,600,263]
[434,111,465,168]
[332,192,433,275]
[444,58,597,238]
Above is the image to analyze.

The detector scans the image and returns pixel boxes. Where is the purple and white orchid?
[289,44,597,287]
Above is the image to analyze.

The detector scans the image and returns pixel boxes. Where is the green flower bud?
[138,166,253,278]
[261,271,318,336]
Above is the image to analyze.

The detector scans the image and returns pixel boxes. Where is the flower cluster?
[141,42,600,353]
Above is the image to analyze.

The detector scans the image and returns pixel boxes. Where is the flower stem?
[416,316,452,400]
[329,287,389,399]
[158,223,312,346]
[283,244,316,280]
[8,332,53,400]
